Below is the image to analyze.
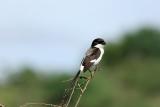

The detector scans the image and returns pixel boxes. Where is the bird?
[60,38,106,107]
[73,38,106,81]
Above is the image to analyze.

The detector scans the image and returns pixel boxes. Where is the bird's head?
[91,38,106,48]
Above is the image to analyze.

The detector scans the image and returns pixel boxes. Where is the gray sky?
[0,0,160,75]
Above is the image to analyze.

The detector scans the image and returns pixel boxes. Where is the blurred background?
[0,0,160,107]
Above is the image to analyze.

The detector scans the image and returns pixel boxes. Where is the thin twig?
[74,78,90,107]
[62,66,99,107]
[20,102,61,107]
[74,69,97,107]
[65,78,79,107]
[77,83,83,93]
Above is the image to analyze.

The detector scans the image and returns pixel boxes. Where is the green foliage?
[0,68,70,107]
[103,27,160,65]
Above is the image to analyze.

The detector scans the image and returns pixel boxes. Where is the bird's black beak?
[102,41,106,45]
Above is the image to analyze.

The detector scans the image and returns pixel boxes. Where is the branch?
[65,78,79,107]
[74,70,97,107]
[74,79,90,107]
[61,67,98,107]
[20,102,61,107]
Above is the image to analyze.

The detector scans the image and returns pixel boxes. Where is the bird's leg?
[79,69,93,80]
[79,76,90,80]
[88,69,93,79]
[94,65,98,71]
[79,68,95,81]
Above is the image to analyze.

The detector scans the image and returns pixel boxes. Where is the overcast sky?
[0,0,160,76]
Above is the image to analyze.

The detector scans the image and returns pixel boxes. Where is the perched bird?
[73,38,106,81]
[61,38,106,107]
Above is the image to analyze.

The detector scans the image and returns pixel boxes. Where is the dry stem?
[20,102,61,107]
[74,79,90,107]
[65,78,79,107]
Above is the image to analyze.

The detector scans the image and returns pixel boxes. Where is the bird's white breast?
[93,47,104,65]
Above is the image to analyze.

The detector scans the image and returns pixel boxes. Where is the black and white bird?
[73,38,106,81]
[60,38,106,106]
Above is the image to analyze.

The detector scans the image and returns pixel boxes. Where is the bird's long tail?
[72,70,81,84]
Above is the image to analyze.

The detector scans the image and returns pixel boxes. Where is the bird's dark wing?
[82,47,101,69]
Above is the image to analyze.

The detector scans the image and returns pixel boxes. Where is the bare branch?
[20,102,61,107]
[65,78,79,107]
[74,80,89,107]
